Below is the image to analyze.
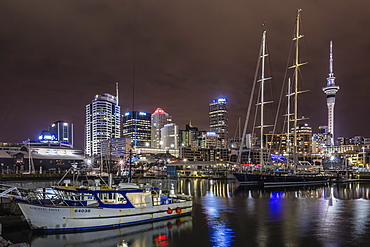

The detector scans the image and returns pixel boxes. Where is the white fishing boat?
[8,178,192,232]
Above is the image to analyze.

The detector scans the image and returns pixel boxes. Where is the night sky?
[1,0,370,150]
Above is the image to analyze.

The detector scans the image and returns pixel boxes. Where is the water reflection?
[28,216,192,247]
[176,180,370,247]
[202,196,235,247]
[177,178,238,197]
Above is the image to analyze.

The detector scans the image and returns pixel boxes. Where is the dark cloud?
[1,0,370,149]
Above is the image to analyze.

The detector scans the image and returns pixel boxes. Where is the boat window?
[126,192,151,208]
[97,193,127,204]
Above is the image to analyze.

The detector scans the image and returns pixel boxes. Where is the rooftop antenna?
[116,82,119,106]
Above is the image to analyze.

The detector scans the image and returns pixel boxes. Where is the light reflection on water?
[3,179,370,247]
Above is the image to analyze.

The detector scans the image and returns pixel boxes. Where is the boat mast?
[286,78,292,164]
[257,30,272,166]
[236,27,272,166]
[290,9,308,165]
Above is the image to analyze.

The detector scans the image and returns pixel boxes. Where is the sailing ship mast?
[257,30,273,166]
[289,9,308,166]
[237,28,272,167]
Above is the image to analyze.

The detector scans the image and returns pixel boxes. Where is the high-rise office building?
[209,97,228,148]
[85,93,121,156]
[151,108,172,148]
[122,111,151,148]
[179,123,201,148]
[161,123,178,149]
[322,41,340,145]
[49,121,74,146]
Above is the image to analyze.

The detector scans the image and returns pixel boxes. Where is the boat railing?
[1,184,94,207]
[0,184,27,199]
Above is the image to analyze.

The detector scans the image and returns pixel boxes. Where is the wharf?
[0,173,73,181]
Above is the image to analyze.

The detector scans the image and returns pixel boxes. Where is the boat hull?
[233,173,262,184]
[234,172,328,187]
[17,201,192,232]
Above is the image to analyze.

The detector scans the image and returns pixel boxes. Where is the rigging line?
[237,33,262,165]
[228,117,241,162]
[251,87,260,162]
[267,30,295,156]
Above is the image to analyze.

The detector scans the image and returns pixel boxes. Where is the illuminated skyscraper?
[161,123,178,149]
[151,108,172,148]
[322,41,340,145]
[122,111,151,148]
[85,93,121,156]
[209,97,228,148]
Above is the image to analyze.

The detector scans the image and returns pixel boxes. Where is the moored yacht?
[234,9,329,187]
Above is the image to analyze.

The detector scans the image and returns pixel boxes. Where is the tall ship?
[233,9,328,187]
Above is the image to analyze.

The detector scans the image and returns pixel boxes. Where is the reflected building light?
[187,181,191,197]
[203,196,235,247]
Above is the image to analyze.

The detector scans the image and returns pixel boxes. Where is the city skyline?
[1,1,370,149]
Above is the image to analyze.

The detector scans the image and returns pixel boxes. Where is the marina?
[2,178,370,246]
[0,2,370,246]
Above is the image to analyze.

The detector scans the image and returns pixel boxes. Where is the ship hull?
[234,172,328,187]
[233,173,262,184]
[17,201,192,232]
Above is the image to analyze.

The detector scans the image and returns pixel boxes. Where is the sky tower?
[322,41,339,145]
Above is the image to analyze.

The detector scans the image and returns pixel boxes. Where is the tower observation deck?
[322,41,339,145]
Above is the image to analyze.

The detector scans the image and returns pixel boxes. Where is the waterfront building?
[134,147,179,159]
[151,108,172,148]
[179,147,229,162]
[209,97,228,149]
[0,142,84,174]
[122,111,151,148]
[199,132,222,149]
[322,41,340,145]
[161,123,178,149]
[48,121,74,147]
[167,160,231,178]
[229,149,269,165]
[85,93,121,156]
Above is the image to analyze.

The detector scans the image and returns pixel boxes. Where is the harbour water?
[3,179,370,247]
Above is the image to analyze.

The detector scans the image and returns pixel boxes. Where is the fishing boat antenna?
[128,149,133,183]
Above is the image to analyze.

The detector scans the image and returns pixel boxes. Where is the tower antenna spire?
[323,40,340,146]
[327,40,335,86]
